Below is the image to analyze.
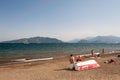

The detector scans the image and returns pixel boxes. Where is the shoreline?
[0,52,120,80]
[0,52,119,67]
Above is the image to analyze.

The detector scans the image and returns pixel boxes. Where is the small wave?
[14,57,53,62]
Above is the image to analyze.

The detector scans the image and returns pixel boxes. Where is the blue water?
[0,43,120,58]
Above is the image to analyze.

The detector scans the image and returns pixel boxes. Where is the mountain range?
[78,36,120,43]
[1,36,120,43]
[1,37,63,43]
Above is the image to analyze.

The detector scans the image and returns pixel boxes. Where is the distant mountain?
[1,36,120,44]
[1,37,63,43]
[68,39,81,43]
[78,36,120,43]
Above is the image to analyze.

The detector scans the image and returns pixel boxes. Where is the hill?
[78,36,120,43]
[1,37,63,43]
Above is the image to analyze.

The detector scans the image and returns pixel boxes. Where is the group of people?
[70,48,104,64]
[91,48,105,57]
[69,48,117,70]
[69,54,83,70]
[69,54,83,64]
[69,48,104,64]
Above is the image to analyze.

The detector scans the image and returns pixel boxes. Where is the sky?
[0,0,120,42]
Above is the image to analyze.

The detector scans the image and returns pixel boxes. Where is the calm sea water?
[0,43,120,58]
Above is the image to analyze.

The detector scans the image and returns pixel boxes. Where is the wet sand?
[0,53,120,80]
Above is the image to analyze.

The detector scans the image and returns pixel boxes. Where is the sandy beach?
[0,53,120,80]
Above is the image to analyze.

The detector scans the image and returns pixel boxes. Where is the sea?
[0,43,120,59]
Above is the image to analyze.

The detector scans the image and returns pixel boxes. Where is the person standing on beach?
[69,54,75,64]
[91,49,94,57]
[102,48,104,54]
[69,54,76,70]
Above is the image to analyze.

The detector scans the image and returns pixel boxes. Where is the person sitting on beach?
[109,59,116,64]
[104,59,116,64]
[76,55,83,62]
[69,54,75,64]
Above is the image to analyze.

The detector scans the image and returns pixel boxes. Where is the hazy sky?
[0,0,120,41]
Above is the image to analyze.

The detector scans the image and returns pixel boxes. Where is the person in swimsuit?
[76,55,83,62]
[69,54,75,63]
[91,49,94,57]
[69,54,76,70]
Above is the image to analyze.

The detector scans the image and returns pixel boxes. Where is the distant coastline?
[1,36,120,44]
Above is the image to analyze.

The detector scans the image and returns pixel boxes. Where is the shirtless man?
[69,54,75,63]
[69,54,76,70]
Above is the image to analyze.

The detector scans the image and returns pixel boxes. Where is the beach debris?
[72,60,100,71]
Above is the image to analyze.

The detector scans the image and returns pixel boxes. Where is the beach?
[0,53,120,80]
